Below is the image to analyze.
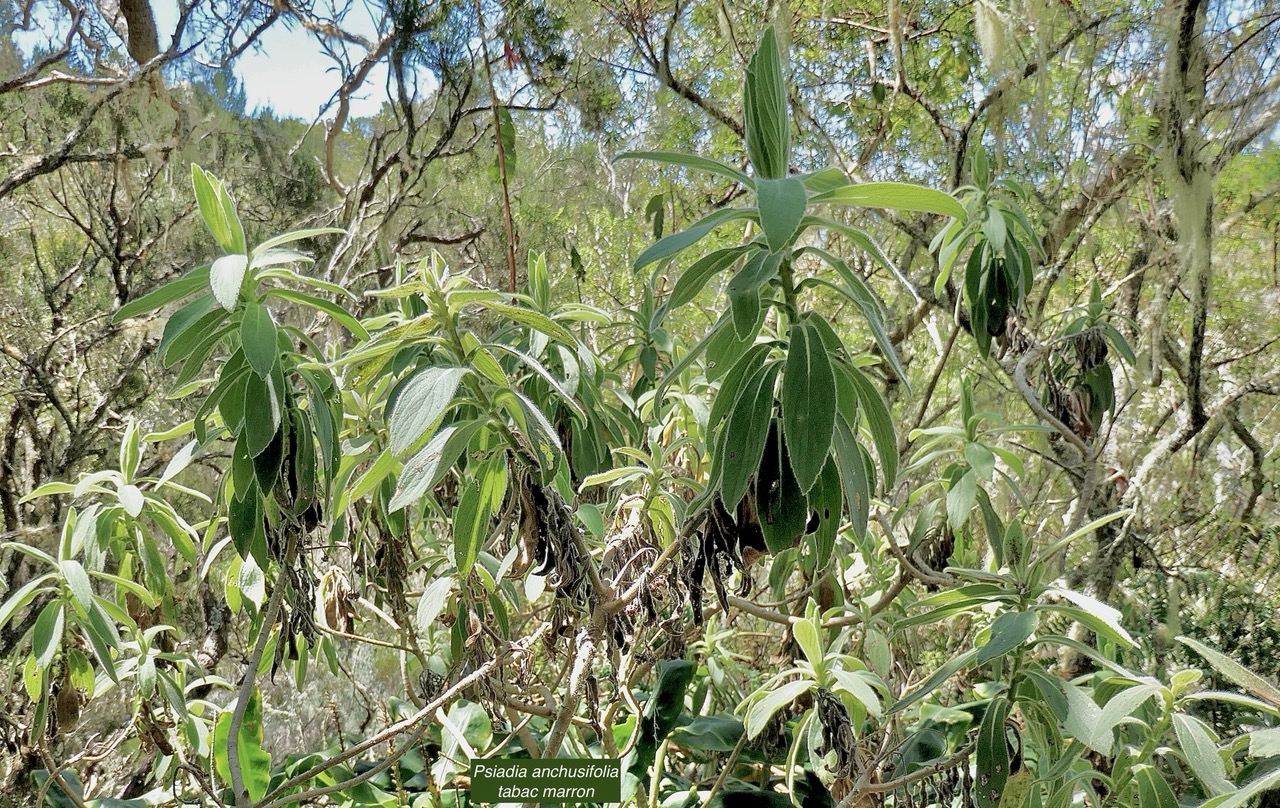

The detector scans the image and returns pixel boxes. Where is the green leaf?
[32,600,64,671]
[804,247,906,383]
[617,151,753,187]
[158,293,217,360]
[117,484,144,518]
[1173,714,1232,796]
[1,577,57,635]
[84,598,120,682]
[416,577,455,634]
[671,715,745,752]
[239,302,278,378]
[1102,322,1137,366]
[1132,764,1178,808]
[725,251,777,339]
[812,182,965,218]
[781,316,837,492]
[251,227,345,257]
[832,419,871,539]
[975,697,1011,808]
[839,363,897,488]
[137,655,156,699]
[634,207,752,270]
[717,362,779,509]
[708,345,770,433]
[1064,681,1159,756]
[792,616,824,668]
[644,659,697,746]
[484,302,576,346]
[829,669,883,716]
[453,480,490,578]
[744,27,790,180]
[486,344,586,421]
[390,421,485,512]
[799,167,849,193]
[192,164,236,253]
[249,248,311,270]
[59,560,93,614]
[1178,635,1280,707]
[213,688,273,802]
[389,366,468,457]
[493,105,517,180]
[210,254,249,310]
[890,648,978,713]
[241,372,281,458]
[664,246,751,314]
[756,177,807,252]
[113,266,211,322]
[977,610,1038,664]
[947,470,978,530]
[745,678,812,739]
[1201,768,1280,808]
[965,442,997,481]
[1249,727,1280,757]
[1047,588,1135,648]
[265,288,369,340]
[23,653,42,701]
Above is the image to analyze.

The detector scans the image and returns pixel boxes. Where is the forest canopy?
[3,1,1280,807]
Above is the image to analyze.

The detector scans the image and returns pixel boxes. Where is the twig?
[474,0,519,291]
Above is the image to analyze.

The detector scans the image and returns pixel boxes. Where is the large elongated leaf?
[671,715,745,752]
[1201,769,1280,808]
[805,247,907,382]
[708,345,770,433]
[745,678,812,739]
[159,294,217,360]
[756,177,807,252]
[213,688,272,802]
[266,288,369,340]
[252,228,346,258]
[664,246,752,314]
[32,601,64,671]
[1048,588,1135,648]
[975,697,1011,808]
[451,481,486,578]
[113,266,211,322]
[634,207,752,270]
[812,182,965,218]
[718,362,779,509]
[889,649,978,713]
[239,302,278,378]
[210,254,249,310]
[192,165,238,253]
[241,372,281,458]
[839,363,898,488]
[1178,635,1280,707]
[781,316,837,492]
[389,367,468,457]
[617,151,752,187]
[485,302,576,346]
[1064,681,1160,756]
[744,27,790,180]
[1173,714,1232,796]
[162,307,226,368]
[1132,764,1178,808]
[726,251,778,340]
[977,610,1038,664]
[390,421,485,512]
[832,419,871,539]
